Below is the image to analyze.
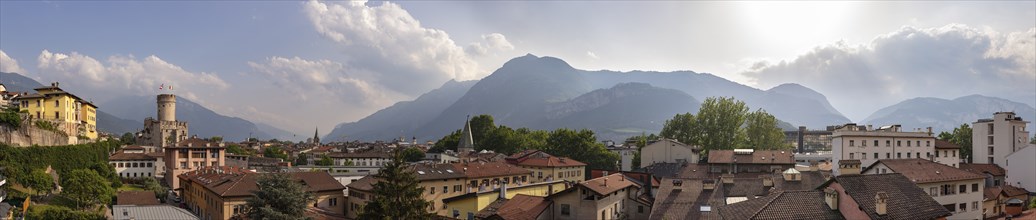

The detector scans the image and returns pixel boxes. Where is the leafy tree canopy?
[245,173,314,220]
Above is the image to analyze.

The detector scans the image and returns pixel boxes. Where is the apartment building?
[506,150,587,183]
[831,123,940,175]
[972,112,1029,165]
[548,173,645,220]
[640,138,701,167]
[165,137,226,189]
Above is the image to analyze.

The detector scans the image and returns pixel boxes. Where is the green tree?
[120,132,135,145]
[430,130,462,153]
[744,109,789,150]
[62,169,114,209]
[295,153,309,165]
[22,169,55,197]
[401,147,426,162]
[943,124,973,163]
[226,144,252,156]
[660,113,698,145]
[358,149,433,220]
[263,146,289,160]
[1030,135,1035,144]
[244,173,314,220]
[695,97,749,153]
[316,154,334,166]
[543,128,620,170]
[141,177,169,202]
[209,136,224,142]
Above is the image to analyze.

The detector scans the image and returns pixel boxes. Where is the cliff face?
[0,121,79,147]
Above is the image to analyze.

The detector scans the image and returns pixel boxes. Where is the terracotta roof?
[579,173,638,196]
[145,152,164,158]
[867,159,985,183]
[589,170,660,187]
[505,150,586,167]
[452,161,532,179]
[984,187,1003,201]
[649,178,710,220]
[109,152,157,161]
[723,178,769,197]
[1001,185,1030,197]
[178,167,345,197]
[718,190,844,220]
[825,173,952,220]
[959,163,1006,176]
[328,151,392,159]
[933,140,960,149]
[708,150,795,164]
[122,146,146,150]
[482,194,552,220]
[117,191,160,205]
[412,163,466,181]
[771,171,831,191]
[346,176,377,192]
[637,162,687,179]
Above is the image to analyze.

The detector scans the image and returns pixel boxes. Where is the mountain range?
[326,54,845,141]
[862,95,1036,132]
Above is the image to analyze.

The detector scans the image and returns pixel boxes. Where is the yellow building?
[506,150,587,183]
[443,180,569,219]
[178,167,347,220]
[12,82,98,139]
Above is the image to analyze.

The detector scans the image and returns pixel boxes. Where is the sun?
[737,1,855,46]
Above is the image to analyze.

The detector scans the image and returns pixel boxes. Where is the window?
[972,202,979,211]
[862,153,867,160]
[897,141,902,147]
[429,186,435,194]
[988,157,994,164]
[897,153,901,158]
[927,141,931,147]
[453,210,459,218]
[952,151,956,157]
[930,187,938,196]
[330,198,337,206]
[638,205,644,213]
[850,140,855,146]
[907,141,911,147]
[988,136,994,145]
[887,153,891,159]
[972,184,979,192]
[874,153,878,159]
[988,124,994,135]
[874,140,879,147]
[959,203,966,212]
[886,140,891,147]
[454,185,461,192]
[147,162,153,167]
[916,152,920,158]
[561,204,571,216]
[849,153,854,159]
[443,186,448,193]
[916,141,920,147]
[55,100,59,107]
[862,140,867,146]
[959,185,967,194]
[941,184,957,195]
[988,146,994,155]
[54,111,59,119]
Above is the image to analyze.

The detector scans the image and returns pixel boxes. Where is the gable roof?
[483,194,552,220]
[717,190,844,220]
[824,173,951,220]
[867,159,985,183]
[178,167,344,198]
[579,173,639,196]
[708,150,795,165]
[1001,184,1030,197]
[958,163,1006,176]
[412,163,466,181]
[649,178,709,220]
[452,161,532,179]
[117,191,160,206]
[505,150,586,167]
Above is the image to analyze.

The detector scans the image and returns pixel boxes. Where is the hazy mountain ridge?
[330,55,850,141]
[324,80,478,142]
[862,94,1036,133]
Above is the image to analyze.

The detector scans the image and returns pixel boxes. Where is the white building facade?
[972,112,1030,165]
[864,159,985,220]
[1005,144,1036,192]
[831,124,939,175]
[640,139,700,167]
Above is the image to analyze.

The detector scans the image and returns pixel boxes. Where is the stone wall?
[0,122,77,147]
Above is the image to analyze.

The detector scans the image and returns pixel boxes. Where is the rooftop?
[958,163,1006,176]
[579,173,639,196]
[413,163,466,181]
[477,194,552,220]
[867,159,985,183]
[933,140,960,149]
[178,167,344,197]
[117,191,160,206]
[505,150,586,167]
[708,150,795,165]
[649,178,711,220]
[824,173,952,220]
[112,205,198,220]
[452,161,532,179]
[717,190,843,220]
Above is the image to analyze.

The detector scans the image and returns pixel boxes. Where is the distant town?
[0,82,1032,220]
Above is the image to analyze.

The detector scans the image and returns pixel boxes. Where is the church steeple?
[313,127,320,145]
[457,115,475,155]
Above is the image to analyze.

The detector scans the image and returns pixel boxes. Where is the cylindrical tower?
[157,94,177,122]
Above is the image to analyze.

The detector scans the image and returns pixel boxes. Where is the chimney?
[875,192,888,215]
[762,176,773,187]
[703,179,715,190]
[926,127,933,136]
[824,188,839,210]
[721,174,734,184]
[499,183,507,199]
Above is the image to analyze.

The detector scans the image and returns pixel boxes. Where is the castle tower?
[457,116,475,155]
[157,94,176,122]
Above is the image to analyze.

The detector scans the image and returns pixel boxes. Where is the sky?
[1,1,1034,136]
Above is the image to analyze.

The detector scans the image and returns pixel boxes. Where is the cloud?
[0,50,28,74]
[303,0,511,96]
[35,50,229,102]
[466,33,515,56]
[248,56,386,105]
[742,24,1036,120]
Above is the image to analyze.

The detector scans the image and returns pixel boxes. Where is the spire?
[313,127,320,144]
[458,115,475,155]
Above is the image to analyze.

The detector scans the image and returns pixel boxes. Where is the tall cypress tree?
[358,149,433,220]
